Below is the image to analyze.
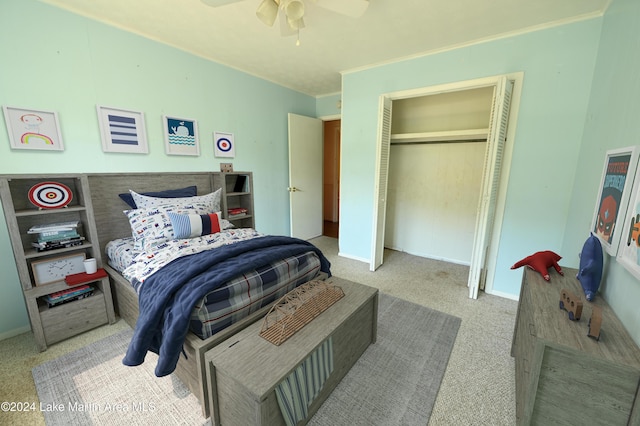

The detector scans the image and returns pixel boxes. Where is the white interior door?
[467,77,513,299]
[288,113,323,240]
[370,97,392,271]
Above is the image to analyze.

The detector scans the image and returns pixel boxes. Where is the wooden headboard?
[87,172,220,259]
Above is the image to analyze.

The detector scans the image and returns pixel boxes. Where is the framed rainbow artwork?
[2,106,64,151]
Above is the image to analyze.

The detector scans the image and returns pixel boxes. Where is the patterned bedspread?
[122,227,263,290]
[121,235,331,377]
[107,231,324,340]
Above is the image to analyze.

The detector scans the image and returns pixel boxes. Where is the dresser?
[511,267,640,425]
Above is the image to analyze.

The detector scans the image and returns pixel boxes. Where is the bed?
[87,172,330,417]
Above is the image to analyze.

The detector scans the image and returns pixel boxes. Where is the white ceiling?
[41,0,610,97]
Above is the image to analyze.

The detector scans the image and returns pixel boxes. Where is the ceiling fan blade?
[201,0,243,7]
[315,0,369,17]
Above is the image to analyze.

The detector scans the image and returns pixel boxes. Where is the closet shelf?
[390,128,488,144]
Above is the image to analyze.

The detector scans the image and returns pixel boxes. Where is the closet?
[385,87,494,264]
[371,74,517,298]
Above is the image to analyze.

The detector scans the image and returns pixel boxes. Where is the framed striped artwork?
[97,105,148,154]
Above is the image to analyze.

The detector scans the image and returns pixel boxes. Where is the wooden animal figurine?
[576,233,603,301]
[511,250,563,281]
[559,288,583,321]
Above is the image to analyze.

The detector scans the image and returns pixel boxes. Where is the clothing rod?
[390,138,487,146]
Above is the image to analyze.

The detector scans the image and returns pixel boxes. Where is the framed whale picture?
[163,115,199,156]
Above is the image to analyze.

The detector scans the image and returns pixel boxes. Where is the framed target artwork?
[214,131,235,158]
[28,181,74,209]
[2,106,64,151]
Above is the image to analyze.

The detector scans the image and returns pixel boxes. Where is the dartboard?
[28,181,73,209]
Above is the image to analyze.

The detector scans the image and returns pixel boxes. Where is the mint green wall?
[562,0,640,344]
[316,93,341,118]
[339,19,602,294]
[0,0,314,338]
[3,0,636,346]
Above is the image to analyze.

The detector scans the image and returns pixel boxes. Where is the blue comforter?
[122,235,331,376]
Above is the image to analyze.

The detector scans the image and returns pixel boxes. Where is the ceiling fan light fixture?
[256,0,279,26]
[283,0,305,21]
[287,16,305,31]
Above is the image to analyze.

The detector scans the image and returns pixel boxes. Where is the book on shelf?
[228,207,248,217]
[28,221,83,251]
[32,237,85,252]
[232,175,247,193]
[37,229,80,242]
[42,284,94,307]
[228,213,247,219]
[27,221,79,234]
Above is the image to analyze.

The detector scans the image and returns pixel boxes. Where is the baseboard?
[414,253,470,266]
[384,246,470,266]
[0,325,31,342]
[484,288,519,301]
[338,252,369,264]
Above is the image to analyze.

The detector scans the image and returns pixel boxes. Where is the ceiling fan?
[201,0,369,44]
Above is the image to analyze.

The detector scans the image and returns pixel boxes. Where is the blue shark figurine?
[576,233,603,302]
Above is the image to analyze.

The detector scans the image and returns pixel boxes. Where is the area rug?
[33,293,460,426]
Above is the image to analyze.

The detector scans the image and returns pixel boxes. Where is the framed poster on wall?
[162,115,199,156]
[96,105,148,154]
[2,106,64,151]
[214,131,235,158]
[591,146,639,256]
[616,150,640,279]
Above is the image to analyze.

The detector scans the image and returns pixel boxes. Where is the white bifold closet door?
[467,76,513,299]
[370,97,392,271]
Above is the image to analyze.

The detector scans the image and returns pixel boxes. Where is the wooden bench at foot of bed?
[205,277,379,426]
[106,264,298,418]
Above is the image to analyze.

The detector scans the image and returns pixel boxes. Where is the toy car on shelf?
[559,288,583,321]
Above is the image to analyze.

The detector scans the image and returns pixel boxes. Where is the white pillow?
[130,188,221,212]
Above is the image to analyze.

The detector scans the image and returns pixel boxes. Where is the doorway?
[287,114,341,241]
[323,119,341,238]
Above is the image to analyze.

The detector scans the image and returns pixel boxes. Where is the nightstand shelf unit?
[0,174,116,351]
[214,172,255,229]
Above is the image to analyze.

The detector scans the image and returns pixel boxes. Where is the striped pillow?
[168,211,222,239]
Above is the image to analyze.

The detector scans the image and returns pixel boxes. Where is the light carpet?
[33,292,460,425]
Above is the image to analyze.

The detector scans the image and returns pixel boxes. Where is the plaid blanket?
[122,235,331,377]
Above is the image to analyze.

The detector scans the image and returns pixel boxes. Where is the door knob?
[288,187,299,192]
